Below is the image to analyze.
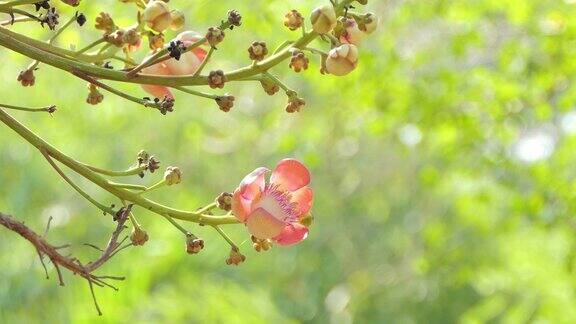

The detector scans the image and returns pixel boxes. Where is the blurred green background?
[2,0,576,322]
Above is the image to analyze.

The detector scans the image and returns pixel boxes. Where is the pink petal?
[164,49,205,75]
[246,207,286,239]
[237,167,269,200]
[270,159,311,191]
[291,186,313,217]
[141,61,173,98]
[231,190,250,222]
[272,223,309,246]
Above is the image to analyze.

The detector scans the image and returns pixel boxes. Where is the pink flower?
[141,31,208,99]
[231,159,314,246]
[339,19,364,46]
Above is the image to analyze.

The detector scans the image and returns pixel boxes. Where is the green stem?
[0,0,38,9]
[80,164,147,177]
[109,182,147,191]
[192,47,214,77]
[138,179,166,195]
[173,86,218,100]
[75,38,105,55]
[196,202,217,215]
[39,148,115,216]
[263,71,292,93]
[162,214,190,236]
[0,108,238,225]
[212,225,238,249]
[0,103,55,113]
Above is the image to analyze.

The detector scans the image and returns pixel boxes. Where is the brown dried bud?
[215,94,235,112]
[216,192,233,211]
[163,166,182,185]
[130,227,149,246]
[186,235,204,254]
[226,247,246,266]
[251,235,272,252]
[148,32,165,51]
[95,12,115,34]
[284,10,304,31]
[17,69,35,87]
[122,27,141,47]
[248,41,268,61]
[259,78,279,95]
[104,29,125,47]
[148,156,160,173]
[227,10,242,27]
[286,94,305,113]
[159,96,175,115]
[86,83,104,105]
[137,150,150,165]
[206,27,225,47]
[289,50,309,72]
[208,70,226,89]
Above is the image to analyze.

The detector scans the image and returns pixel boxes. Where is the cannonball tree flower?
[141,31,208,99]
[231,159,313,246]
[326,44,359,76]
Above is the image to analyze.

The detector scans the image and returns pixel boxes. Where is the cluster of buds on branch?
[0,0,376,315]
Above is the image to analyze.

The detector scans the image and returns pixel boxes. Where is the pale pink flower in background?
[232,159,314,246]
[141,31,208,99]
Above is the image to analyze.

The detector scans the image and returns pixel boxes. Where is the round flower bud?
[215,94,235,112]
[326,44,359,76]
[289,50,309,72]
[208,70,226,89]
[164,166,182,185]
[284,9,304,31]
[170,9,185,30]
[95,12,115,34]
[206,27,225,47]
[226,248,246,266]
[310,5,337,34]
[248,41,268,61]
[86,83,104,105]
[17,69,35,87]
[130,227,149,246]
[122,27,142,51]
[186,235,204,254]
[359,12,378,34]
[216,192,233,211]
[339,18,364,46]
[143,0,172,33]
[148,32,165,51]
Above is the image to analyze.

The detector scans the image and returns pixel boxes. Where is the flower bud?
[186,235,204,254]
[148,32,165,51]
[310,5,337,34]
[170,9,185,30]
[206,27,225,47]
[122,27,142,51]
[225,248,246,266]
[339,18,364,46]
[215,94,235,112]
[208,70,226,89]
[248,41,268,61]
[17,69,35,87]
[289,50,309,72]
[148,156,160,173]
[143,0,171,33]
[359,12,378,34]
[130,227,149,246]
[60,0,80,7]
[104,29,125,47]
[251,236,272,252]
[86,83,104,105]
[286,95,305,113]
[216,192,233,211]
[260,78,279,95]
[164,166,182,185]
[326,44,359,76]
[284,9,304,31]
[227,10,242,27]
[95,12,115,34]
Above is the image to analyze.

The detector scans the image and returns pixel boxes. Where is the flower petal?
[141,61,173,98]
[237,167,269,200]
[270,159,310,191]
[231,190,250,222]
[164,49,205,75]
[272,223,309,246]
[246,207,285,239]
[291,186,313,217]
